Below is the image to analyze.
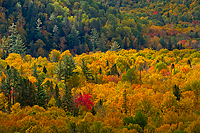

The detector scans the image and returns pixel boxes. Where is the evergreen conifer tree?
[55,84,61,107]
[35,77,48,108]
[62,55,77,82]
[62,84,73,113]
[1,36,9,59]
[8,23,26,56]
[81,59,93,81]
[173,84,181,101]
[54,60,64,81]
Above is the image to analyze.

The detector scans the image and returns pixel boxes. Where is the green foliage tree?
[35,78,48,108]
[173,84,181,101]
[99,33,107,52]
[32,63,38,78]
[90,121,104,133]
[81,59,93,81]
[8,23,17,53]
[8,23,26,56]
[187,59,191,68]
[62,55,77,82]
[1,36,9,59]
[55,84,61,107]
[159,37,166,48]
[90,28,99,52]
[155,61,167,71]
[54,60,64,81]
[122,67,138,84]
[62,84,78,116]
[123,109,147,129]
[184,80,200,105]
[17,77,36,107]
[110,41,120,51]
[109,64,119,77]
[0,65,13,113]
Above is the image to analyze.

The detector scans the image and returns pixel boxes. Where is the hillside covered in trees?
[0,0,199,57]
[0,0,200,132]
[0,48,200,132]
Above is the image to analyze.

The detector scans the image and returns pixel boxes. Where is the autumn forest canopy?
[0,0,199,57]
[0,0,200,132]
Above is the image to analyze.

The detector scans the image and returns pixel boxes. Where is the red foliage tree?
[75,92,94,110]
[153,11,158,15]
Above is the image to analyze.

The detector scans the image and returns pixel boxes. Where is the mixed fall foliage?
[0,0,199,57]
[0,48,200,132]
[0,0,200,132]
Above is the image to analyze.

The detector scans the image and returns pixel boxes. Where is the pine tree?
[1,36,9,59]
[68,25,79,49]
[54,60,64,81]
[0,66,12,113]
[90,28,99,52]
[99,33,107,52]
[159,36,166,48]
[173,84,181,101]
[81,59,93,81]
[110,41,120,51]
[110,64,119,76]
[36,18,42,31]
[17,77,36,107]
[187,59,191,68]
[35,77,48,108]
[14,34,26,56]
[168,38,172,50]
[62,55,77,82]
[11,66,19,105]
[32,63,38,78]
[106,60,109,67]
[55,84,61,107]
[8,23,17,53]
[62,84,73,113]
[43,66,47,74]
[8,23,26,55]
[122,89,127,114]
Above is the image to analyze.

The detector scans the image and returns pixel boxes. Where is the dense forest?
[0,0,200,132]
[0,48,200,132]
[0,0,199,57]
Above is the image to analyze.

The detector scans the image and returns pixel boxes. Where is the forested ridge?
[0,48,200,132]
[0,0,200,132]
[0,0,199,57]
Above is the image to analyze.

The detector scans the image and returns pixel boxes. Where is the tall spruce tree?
[55,84,61,107]
[173,84,181,101]
[32,63,38,78]
[8,23,26,56]
[35,77,48,108]
[1,36,9,59]
[11,66,19,105]
[17,77,36,107]
[8,23,17,53]
[62,84,73,113]
[54,60,64,81]
[81,59,93,81]
[0,65,12,113]
[109,64,119,77]
[62,55,77,82]
[90,28,99,52]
